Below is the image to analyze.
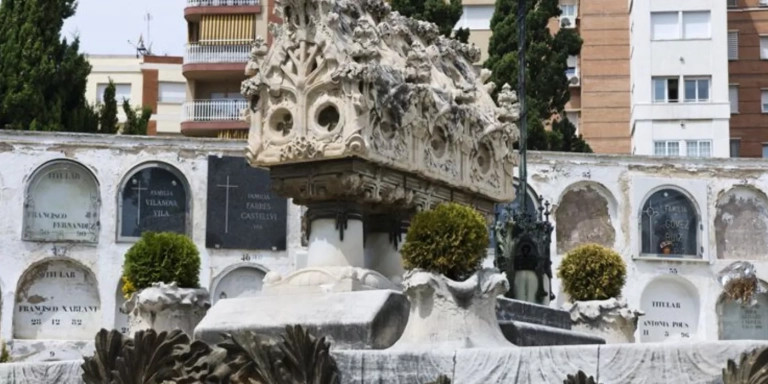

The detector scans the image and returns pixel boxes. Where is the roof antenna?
[127,12,153,58]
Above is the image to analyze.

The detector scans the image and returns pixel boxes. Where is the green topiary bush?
[122,232,200,298]
[400,203,489,281]
[557,244,626,301]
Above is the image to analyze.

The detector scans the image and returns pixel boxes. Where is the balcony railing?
[182,100,248,122]
[184,41,251,64]
[187,0,259,6]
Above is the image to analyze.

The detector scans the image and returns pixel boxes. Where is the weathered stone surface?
[639,277,699,342]
[0,360,83,384]
[498,321,604,347]
[124,282,210,336]
[194,290,409,349]
[718,292,768,340]
[391,270,511,350]
[8,340,93,363]
[244,0,520,207]
[715,186,768,260]
[555,183,615,254]
[496,297,571,329]
[566,298,643,344]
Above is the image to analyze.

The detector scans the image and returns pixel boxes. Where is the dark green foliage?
[485,0,590,152]
[66,103,101,133]
[557,244,626,301]
[0,340,9,363]
[722,346,768,384]
[122,232,200,296]
[401,203,489,281]
[389,0,469,43]
[122,100,153,135]
[0,0,92,132]
[426,375,452,384]
[564,371,598,384]
[99,80,119,134]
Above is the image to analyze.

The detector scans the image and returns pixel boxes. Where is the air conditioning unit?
[561,16,576,29]
[569,75,581,87]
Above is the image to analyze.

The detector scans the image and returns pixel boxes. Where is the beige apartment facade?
[87,55,186,136]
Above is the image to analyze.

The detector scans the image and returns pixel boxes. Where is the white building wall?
[630,0,730,157]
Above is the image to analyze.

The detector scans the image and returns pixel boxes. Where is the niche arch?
[554,181,617,254]
[13,258,101,340]
[23,159,101,243]
[715,281,768,340]
[117,161,191,241]
[715,186,768,260]
[210,263,268,304]
[638,186,701,258]
[638,275,700,342]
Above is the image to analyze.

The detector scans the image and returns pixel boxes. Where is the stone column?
[305,202,364,268]
[364,214,408,284]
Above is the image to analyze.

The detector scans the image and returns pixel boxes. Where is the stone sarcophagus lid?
[242,0,519,214]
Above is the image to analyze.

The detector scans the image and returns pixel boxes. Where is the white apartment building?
[630,0,731,157]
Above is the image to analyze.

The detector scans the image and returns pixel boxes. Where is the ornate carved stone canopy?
[243,0,519,213]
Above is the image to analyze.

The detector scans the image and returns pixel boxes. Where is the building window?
[455,5,494,30]
[728,31,739,60]
[763,144,768,158]
[158,82,186,103]
[653,77,679,103]
[651,12,679,40]
[730,139,741,158]
[651,11,711,40]
[97,83,131,103]
[684,77,710,102]
[641,188,699,258]
[565,111,580,133]
[560,4,578,18]
[682,11,711,39]
[760,36,768,59]
[654,141,680,156]
[686,140,712,157]
[762,90,768,113]
[728,0,738,8]
[729,85,739,113]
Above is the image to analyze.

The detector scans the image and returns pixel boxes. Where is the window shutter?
[729,86,739,113]
[728,32,739,60]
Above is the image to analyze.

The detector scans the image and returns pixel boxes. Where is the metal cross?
[217,175,239,233]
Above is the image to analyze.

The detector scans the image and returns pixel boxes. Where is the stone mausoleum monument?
[196,0,522,346]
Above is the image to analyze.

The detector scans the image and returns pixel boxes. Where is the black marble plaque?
[206,156,287,250]
[120,167,188,238]
[641,189,698,257]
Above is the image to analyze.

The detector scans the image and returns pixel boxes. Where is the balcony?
[180,99,249,137]
[185,0,261,19]
[183,41,251,79]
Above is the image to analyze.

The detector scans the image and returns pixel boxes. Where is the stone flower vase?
[565,298,643,343]
[123,282,210,336]
[390,269,512,349]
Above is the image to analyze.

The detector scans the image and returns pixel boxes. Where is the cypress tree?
[0,0,91,131]
[122,100,152,136]
[389,0,469,43]
[485,0,591,152]
[99,80,119,134]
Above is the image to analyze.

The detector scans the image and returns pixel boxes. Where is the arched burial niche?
[211,264,267,304]
[23,160,100,242]
[715,186,768,260]
[555,182,616,254]
[717,286,768,340]
[14,259,101,340]
[640,188,700,258]
[118,162,190,240]
[639,276,700,342]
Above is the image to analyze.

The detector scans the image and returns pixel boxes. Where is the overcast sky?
[62,0,186,56]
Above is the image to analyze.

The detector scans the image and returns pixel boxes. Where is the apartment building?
[727,0,768,157]
[630,0,731,157]
[182,0,269,139]
[87,55,185,136]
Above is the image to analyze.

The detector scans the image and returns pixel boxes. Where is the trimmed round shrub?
[557,244,626,301]
[122,232,200,297]
[400,203,489,281]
